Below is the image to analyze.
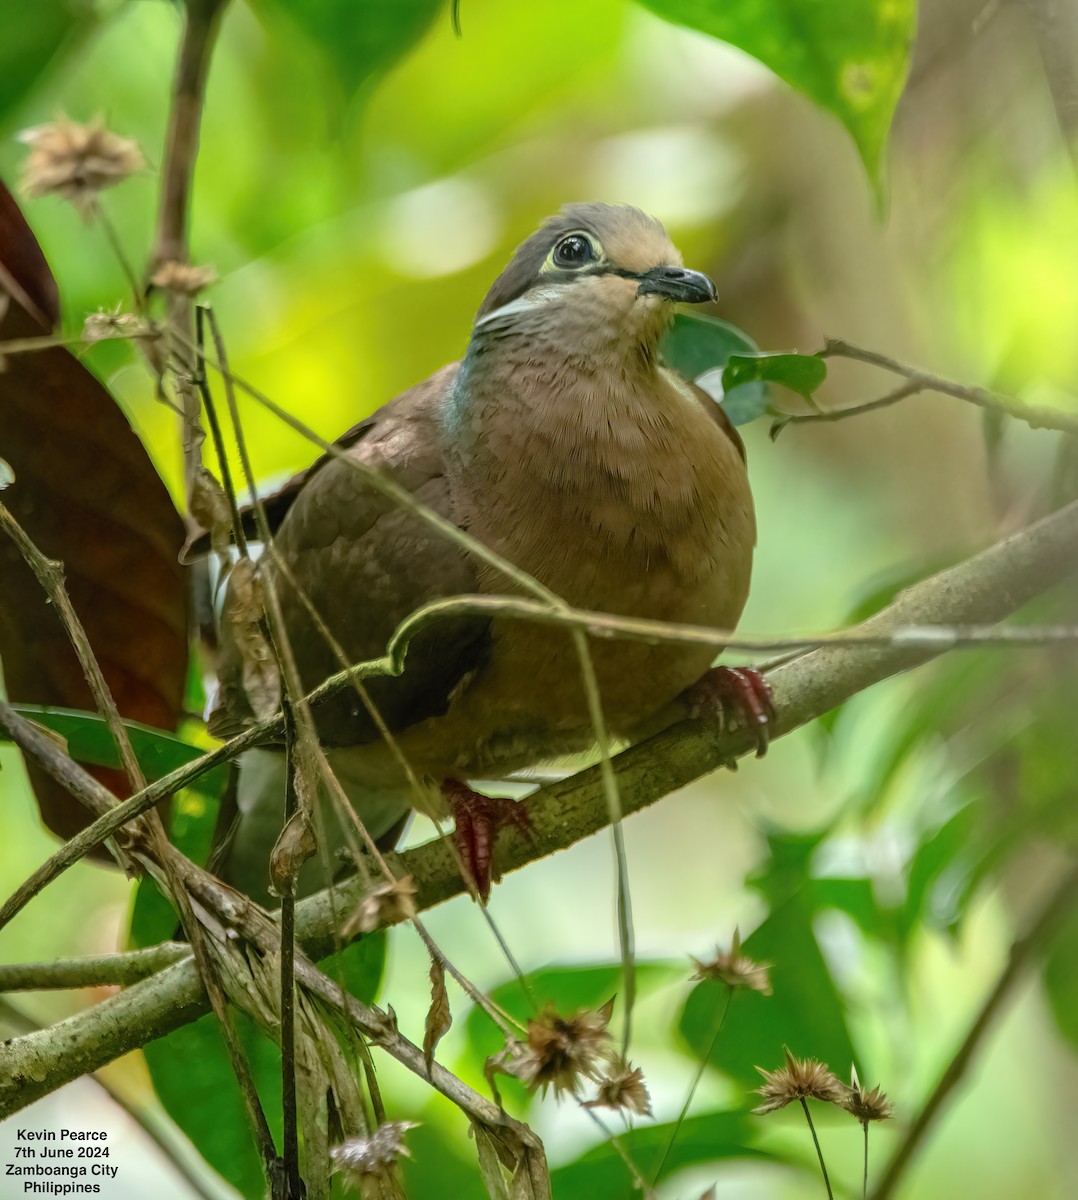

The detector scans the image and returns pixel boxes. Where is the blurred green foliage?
[1,1,1077,1198]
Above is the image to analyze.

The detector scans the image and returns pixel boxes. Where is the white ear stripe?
[473,287,565,329]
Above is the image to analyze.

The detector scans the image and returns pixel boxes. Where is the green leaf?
[0,0,98,129]
[634,0,916,183]
[661,312,771,425]
[724,352,827,400]
[1043,906,1078,1052]
[143,1010,281,1199]
[6,704,224,795]
[143,933,386,1195]
[551,1112,772,1197]
[662,311,759,379]
[251,0,445,97]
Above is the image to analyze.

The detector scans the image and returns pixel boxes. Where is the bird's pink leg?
[441,780,533,903]
[682,666,775,757]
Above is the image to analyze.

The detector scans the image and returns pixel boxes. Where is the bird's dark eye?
[553,234,596,269]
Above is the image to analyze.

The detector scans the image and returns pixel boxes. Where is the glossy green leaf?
[662,311,759,379]
[661,312,771,425]
[634,0,915,182]
[143,933,386,1197]
[251,0,445,97]
[0,0,98,129]
[723,352,827,400]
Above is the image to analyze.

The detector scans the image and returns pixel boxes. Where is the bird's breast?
[440,361,756,755]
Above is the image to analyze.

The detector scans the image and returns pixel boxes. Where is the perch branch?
[1,498,1075,1116]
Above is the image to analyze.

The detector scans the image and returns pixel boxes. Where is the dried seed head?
[150,260,217,297]
[691,928,772,995]
[341,876,417,937]
[82,307,153,343]
[514,1000,618,1098]
[331,1121,418,1183]
[753,1048,846,1114]
[583,1062,653,1117]
[841,1064,894,1125]
[20,115,145,216]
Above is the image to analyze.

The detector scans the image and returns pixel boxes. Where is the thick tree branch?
[1,499,1076,1116]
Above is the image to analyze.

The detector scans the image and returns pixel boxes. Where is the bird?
[206,202,768,903]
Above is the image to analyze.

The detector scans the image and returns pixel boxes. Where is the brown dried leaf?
[224,558,279,720]
[0,177,58,328]
[0,178,188,845]
[268,808,317,897]
[188,467,231,562]
[423,954,452,1075]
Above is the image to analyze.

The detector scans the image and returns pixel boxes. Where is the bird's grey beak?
[636,265,718,304]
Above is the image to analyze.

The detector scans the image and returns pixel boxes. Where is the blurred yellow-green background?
[1,0,1077,1196]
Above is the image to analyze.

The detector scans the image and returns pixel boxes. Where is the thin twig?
[152,0,229,496]
[0,501,148,803]
[94,202,144,310]
[810,338,1078,435]
[800,1097,835,1199]
[771,379,921,436]
[280,706,301,1200]
[0,944,190,990]
[653,986,734,1185]
[870,863,1078,1199]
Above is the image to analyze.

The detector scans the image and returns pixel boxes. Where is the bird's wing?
[209,362,490,745]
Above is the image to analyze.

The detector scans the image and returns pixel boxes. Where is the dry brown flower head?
[753,1047,846,1114]
[841,1064,894,1125]
[691,927,772,995]
[82,307,154,344]
[150,260,217,297]
[20,116,145,217]
[331,1121,418,1183]
[513,1000,618,1098]
[583,1061,653,1117]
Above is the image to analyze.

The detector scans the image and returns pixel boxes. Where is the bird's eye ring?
[553,233,597,269]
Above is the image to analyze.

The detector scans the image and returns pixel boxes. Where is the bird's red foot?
[442,780,533,904]
[682,666,775,757]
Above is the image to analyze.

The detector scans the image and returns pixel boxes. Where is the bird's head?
[472,203,716,352]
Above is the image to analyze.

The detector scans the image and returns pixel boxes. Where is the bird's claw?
[683,666,775,757]
[442,780,533,904]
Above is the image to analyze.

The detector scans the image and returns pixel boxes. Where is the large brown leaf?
[0,177,189,844]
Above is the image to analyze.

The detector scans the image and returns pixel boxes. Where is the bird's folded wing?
[208,363,490,746]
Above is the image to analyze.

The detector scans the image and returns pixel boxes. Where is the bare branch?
[783,338,1078,435]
